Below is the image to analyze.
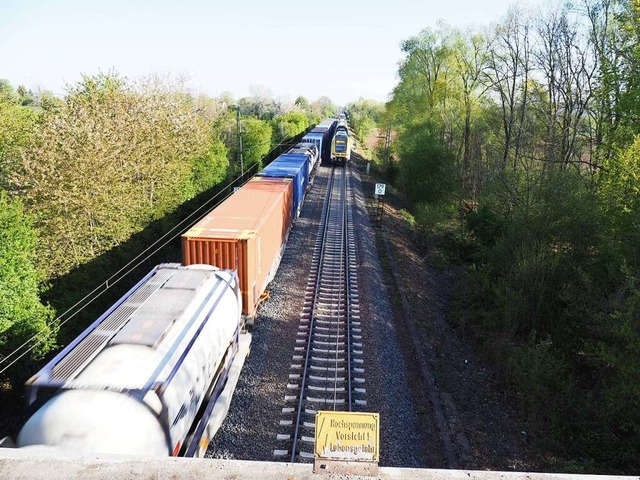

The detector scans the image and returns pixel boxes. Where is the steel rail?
[275,165,364,463]
[289,166,338,462]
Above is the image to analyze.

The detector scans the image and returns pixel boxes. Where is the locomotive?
[330,118,352,165]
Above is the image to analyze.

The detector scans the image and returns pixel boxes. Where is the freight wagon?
[182,177,294,319]
[17,264,248,458]
[300,118,337,163]
[257,154,310,219]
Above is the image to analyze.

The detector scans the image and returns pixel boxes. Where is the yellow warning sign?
[314,411,380,462]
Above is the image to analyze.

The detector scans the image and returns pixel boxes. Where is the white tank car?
[18,263,242,457]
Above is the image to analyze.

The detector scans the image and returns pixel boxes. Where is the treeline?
[0,73,335,381]
[364,0,639,472]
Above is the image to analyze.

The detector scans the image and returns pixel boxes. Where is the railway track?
[274,165,366,462]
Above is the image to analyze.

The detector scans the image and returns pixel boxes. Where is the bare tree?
[534,4,597,170]
[452,30,491,195]
[487,8,533,170]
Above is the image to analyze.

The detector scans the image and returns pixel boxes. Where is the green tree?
[0,98,39,190]
[240,117,273,171]
[294,96,309,111]
[15,72,228,278]
[272,111,310,145]
[0,79,19,104]
[17,86,35,107]
[310,96,337,119]
[396,122,457,204]
[0,192,56,378]
[347,98,385,143]
[187,139,229,197]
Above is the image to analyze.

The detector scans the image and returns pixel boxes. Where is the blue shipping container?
[258,153,309,218]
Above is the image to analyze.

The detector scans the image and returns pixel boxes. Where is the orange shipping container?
[182,177,293,317]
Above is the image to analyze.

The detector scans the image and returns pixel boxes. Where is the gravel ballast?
[207,164,438,467]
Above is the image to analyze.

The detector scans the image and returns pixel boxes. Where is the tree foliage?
[346,98,385,143]
[383,1,640,470]
[0,193,56,372]
[11,73,230,279]
[0,100,39,190]
[271,111,310,145]
[240,117,273,171]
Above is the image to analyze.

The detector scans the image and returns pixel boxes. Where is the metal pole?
[384,122,391,164]
[236,106,244,177]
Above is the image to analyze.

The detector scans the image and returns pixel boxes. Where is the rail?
[274,165,365,462]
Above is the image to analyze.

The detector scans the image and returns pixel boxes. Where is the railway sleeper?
[311,365,345,373]
[308,385,345,393]
[313,340,345,347]
[313,332,345,339]
[315,309,347,316]
[299,451,314,461]
[306,396,346,405]
[314,318,347,326]
[311,356,345,363]
[314,325,345,332]
[310,374,345,382]
[312,347,346,355]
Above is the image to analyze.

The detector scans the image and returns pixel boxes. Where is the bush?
[396,122,458,205]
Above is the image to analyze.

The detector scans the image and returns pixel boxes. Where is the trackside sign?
[314,411,380,462]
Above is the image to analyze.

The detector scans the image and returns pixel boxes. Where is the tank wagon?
[17,264,245,458]
[182,177,293,319]
[331,119,352,165]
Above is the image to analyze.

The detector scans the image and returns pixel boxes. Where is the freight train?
[182,118,336,319]
[9,119,338,457]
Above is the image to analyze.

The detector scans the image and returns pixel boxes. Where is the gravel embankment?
[207,163,439,468]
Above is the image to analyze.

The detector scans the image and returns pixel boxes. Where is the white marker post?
[373,184,386,227]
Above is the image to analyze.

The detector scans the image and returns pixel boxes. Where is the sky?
[1,0,547,106]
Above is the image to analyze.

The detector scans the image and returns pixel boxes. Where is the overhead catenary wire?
[0,134,303,375]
